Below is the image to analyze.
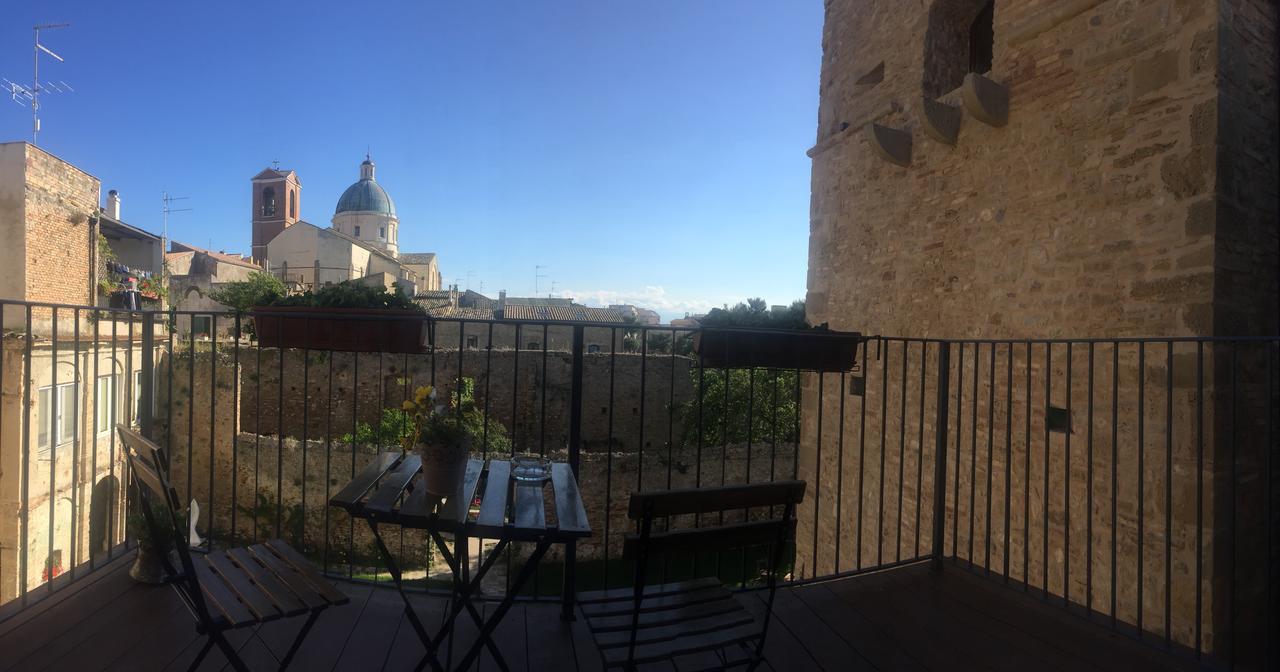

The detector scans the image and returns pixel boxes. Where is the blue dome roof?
[335,167,396,216]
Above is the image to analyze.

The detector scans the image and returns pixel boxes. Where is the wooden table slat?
[549,463,590,535]
[476,460,512,528]
[364,454,423,515]
[399,475,443,520]
[329,452,401,509]
[439,458,485,523]
[513,483,547,530]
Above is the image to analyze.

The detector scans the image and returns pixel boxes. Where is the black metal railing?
[0,299,1274,669]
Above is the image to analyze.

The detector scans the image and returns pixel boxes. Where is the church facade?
[253,156,442,293]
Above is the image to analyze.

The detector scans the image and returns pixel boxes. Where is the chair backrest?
[623,480,805,565]
[116,425,201,592]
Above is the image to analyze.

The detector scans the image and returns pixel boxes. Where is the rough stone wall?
[801,0,1276,658]
[21,145,98,311]
[233,348,697,456]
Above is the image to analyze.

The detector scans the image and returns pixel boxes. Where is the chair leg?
[278,609,321,671]
[186,637,216,672]
[210,630,251,672]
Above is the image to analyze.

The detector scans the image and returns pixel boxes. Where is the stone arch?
[89,475,120,559]
[922,0,995,99]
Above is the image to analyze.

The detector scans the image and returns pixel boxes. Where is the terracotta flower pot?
[419,436,471,497]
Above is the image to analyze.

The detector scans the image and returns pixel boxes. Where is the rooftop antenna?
[549,280,559,298]
[162,192,192,257]
[465,271,475,291]
[271,158,280,170]
[535,265,548,296]
[3,23,72,146]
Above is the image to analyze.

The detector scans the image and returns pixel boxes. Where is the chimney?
[106,190,121,220]
[498,290,507,311]
[449,284,459,308]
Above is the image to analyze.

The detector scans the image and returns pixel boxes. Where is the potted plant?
[250,280,430,353]
[127,500,176,584]
[400,385,472,496]
[693,324,864,372]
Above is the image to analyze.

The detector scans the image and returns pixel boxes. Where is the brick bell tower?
[250,164,301,263]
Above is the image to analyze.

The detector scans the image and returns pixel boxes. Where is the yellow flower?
[414,385,433,404]
[401,400,415,411]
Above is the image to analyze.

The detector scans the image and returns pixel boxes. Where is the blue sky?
[1,1,822,321]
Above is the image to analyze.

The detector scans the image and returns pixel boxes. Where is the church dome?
[334,158,396,216]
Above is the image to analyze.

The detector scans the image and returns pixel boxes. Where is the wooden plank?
[204,551,280,622]
[330,584,405,671]
[622,519,793,559]
[328,452,401,509]
[191,556,256,627]
[602,622,759,666]
[262,539,349,604]
[550,462,591,535]
[628,481,805,519]
[438,457,485,523]
[582,585,732,619]
[586,596,744,633]
[513,483,547,530]
[378,591,445,671]
[595,608,756,648]
[243,544,327,609]
[475,460,512,528]
[36,583,190,672]
[758,587,874,671]
[226,546,312,614]
[792,583,928,670]
[738,592,824,672]
[569,605,608,672]
[523,601,579,672]
[364,454,422,515]
[579,577,721,604]
[398,475,443,520]
[261,582,372,672]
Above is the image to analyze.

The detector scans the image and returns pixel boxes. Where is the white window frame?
[95,374,119,436]
[37,382,77,454]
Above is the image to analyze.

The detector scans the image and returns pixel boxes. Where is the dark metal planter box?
[693,327,864,372]
[251,306,430,354]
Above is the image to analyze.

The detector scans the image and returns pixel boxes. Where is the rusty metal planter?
[693,327,863,372]
[251,306,430,353]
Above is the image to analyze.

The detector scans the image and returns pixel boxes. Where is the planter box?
[693,327,863,372]
[251,306,430,354]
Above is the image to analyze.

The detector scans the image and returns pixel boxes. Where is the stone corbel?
[962,73,1009,127]
[920,98,961,145]
[865,123,912,167]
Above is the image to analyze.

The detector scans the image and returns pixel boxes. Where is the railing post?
[931,341,951,571]
[562,324,585,621]
[140,311,155,441]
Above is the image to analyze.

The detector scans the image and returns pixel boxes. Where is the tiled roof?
[426,306,495,320]
[501,304,626,323]
[400,252,437,264]
[170,241,259,270]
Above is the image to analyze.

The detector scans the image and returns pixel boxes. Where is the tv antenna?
[3,23,73,146]
[162,192,193,257]
[549,280,559,298]
[534,265,548,296]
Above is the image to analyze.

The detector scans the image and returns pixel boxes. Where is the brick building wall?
[21,145,98,309]
[799,0,1277,658]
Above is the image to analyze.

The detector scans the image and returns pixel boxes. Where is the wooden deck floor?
[0,556,1201,671]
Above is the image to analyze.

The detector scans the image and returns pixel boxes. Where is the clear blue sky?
[1,1,822,321]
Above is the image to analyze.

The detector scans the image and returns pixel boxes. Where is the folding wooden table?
[329,452,591,672]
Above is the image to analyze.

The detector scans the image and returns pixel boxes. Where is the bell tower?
[250,164,301,263]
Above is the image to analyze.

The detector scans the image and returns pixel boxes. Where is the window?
[95,375,117,435]
[922,0,996,98]
[132,370,144,425]
[969,0,994,75]
[289,189,297,218]
[192,315,212,338]
[379,227,384,239]
[38,382,77,453]
[466,335,479,349]
[262,187,276,217]
[354,225,361,237]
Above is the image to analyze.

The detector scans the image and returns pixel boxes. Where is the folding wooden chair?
[579,480,806,671]
[117,425,349,671]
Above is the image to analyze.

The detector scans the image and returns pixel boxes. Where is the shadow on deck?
[0,556,1200,671]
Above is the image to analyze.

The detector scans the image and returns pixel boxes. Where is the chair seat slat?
[192,558,255,627]
[242,544,330,610]
[595,608,756,648]
[204,552,281,622]
[227,546,311,615]
[263,539,350,604]
[585,595,745,633]
[581,584,732,618]
[578,577,721,604]
[601,622,761,667]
